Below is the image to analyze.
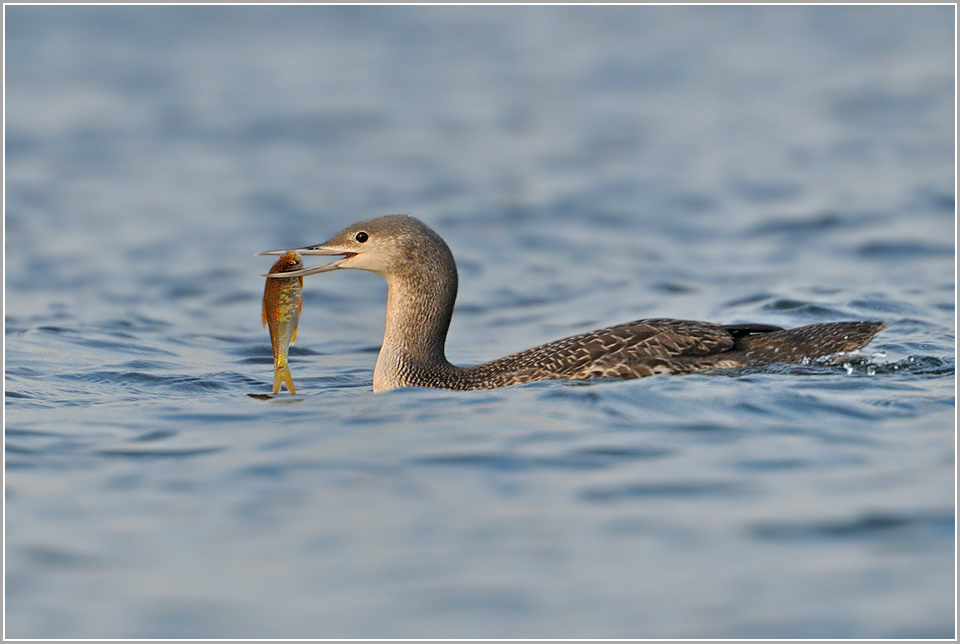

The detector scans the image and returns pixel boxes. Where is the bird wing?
[472,318,737,385]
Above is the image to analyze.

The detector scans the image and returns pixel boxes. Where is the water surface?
[4,5,955,638]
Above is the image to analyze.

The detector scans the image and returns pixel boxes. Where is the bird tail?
[735,321,885,363]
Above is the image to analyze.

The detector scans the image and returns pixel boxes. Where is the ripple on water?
[32,325,178,357]
[410,445,671,473]
[581,480,749,503]
[858,240,955,259]
[761,299,849,317]
[57,371,235,394]
[722,291,776,308]
[846,297,925,316]
[749,511,954,544]
[96,446,224,460]
[746,211,849,238]
[876,356,955,377]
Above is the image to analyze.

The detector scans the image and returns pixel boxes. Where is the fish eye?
[355,231,369,243]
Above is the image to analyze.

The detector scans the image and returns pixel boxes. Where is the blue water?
[4,5,955,639]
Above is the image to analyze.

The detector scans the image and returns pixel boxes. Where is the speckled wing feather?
[460,319,740,388]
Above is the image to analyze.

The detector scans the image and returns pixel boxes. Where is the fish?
[262,251,304,394]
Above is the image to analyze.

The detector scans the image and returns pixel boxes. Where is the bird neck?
[374,251,459,392]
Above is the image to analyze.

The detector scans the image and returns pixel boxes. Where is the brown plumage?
[261,216,885,393]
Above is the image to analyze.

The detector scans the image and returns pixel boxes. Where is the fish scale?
[262,251,303,394]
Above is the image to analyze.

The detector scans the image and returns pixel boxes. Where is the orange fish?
[262,251,303,394]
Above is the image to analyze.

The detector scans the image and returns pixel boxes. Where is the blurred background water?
[3,5,955,638]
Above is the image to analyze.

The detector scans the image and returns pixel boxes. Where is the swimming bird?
[260,215,884,393]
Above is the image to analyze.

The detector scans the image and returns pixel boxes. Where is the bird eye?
[355,231,369,243]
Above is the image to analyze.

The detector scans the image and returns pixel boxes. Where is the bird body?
[261,215,884,393]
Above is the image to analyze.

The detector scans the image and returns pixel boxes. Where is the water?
[4,5,955,638]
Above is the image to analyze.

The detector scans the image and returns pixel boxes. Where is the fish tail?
[273,359,296,395]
